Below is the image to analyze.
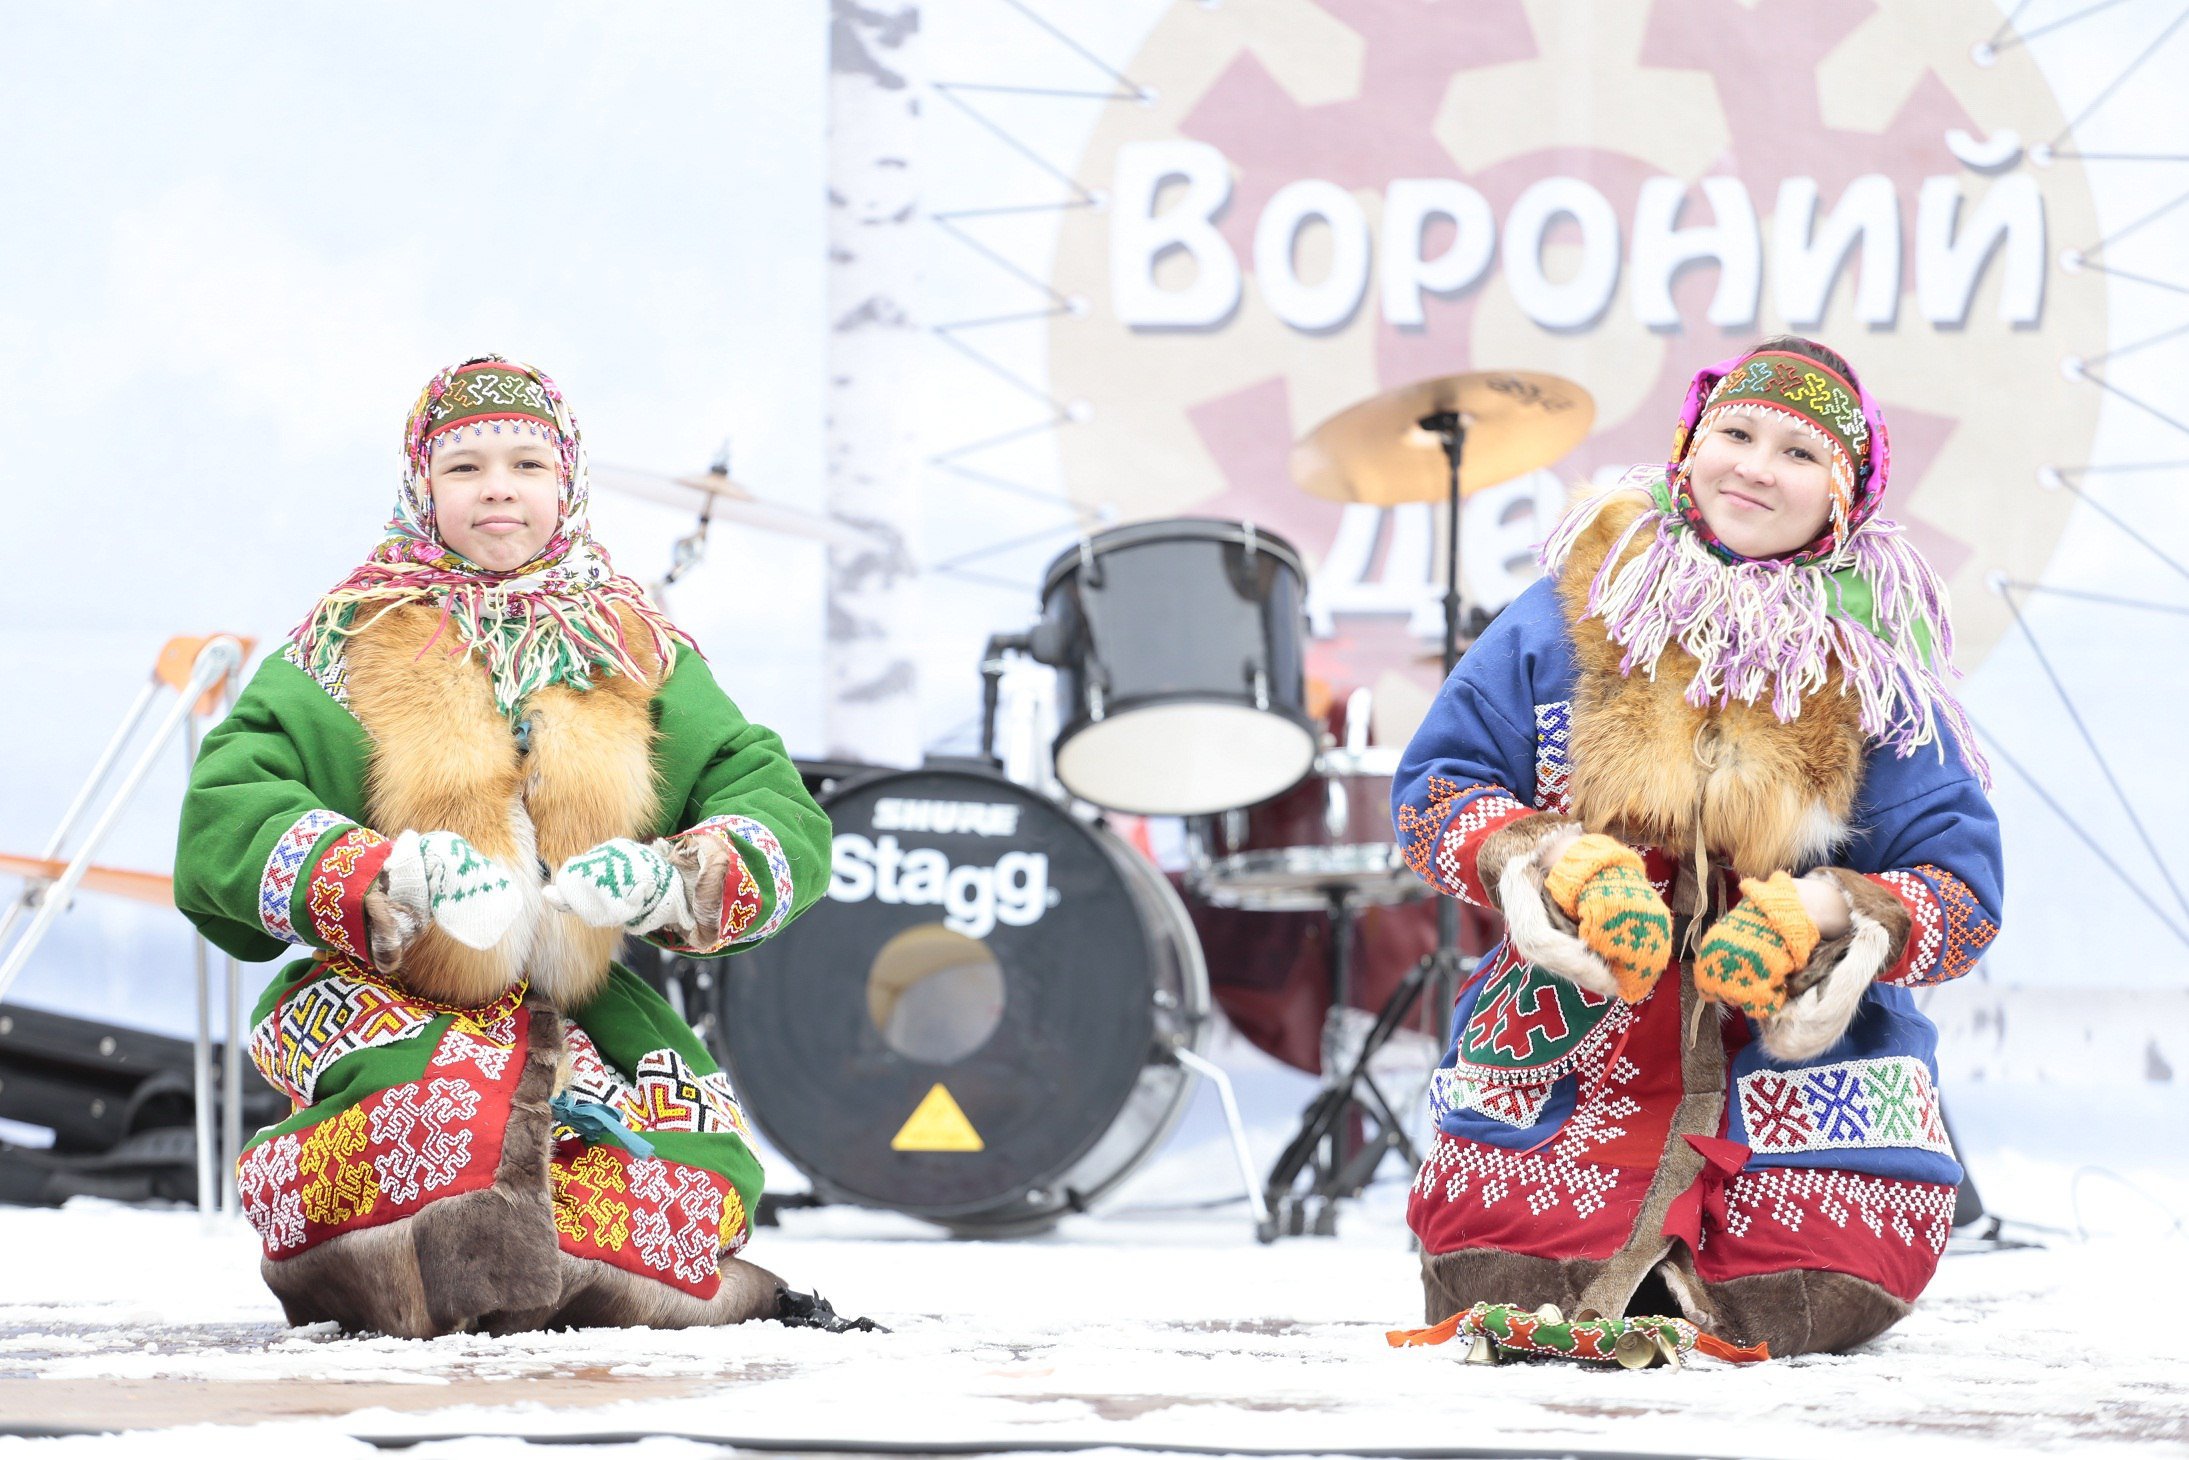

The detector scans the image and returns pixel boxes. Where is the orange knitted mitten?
[1692,872,1822,1019]
[1541,833,1674,1003]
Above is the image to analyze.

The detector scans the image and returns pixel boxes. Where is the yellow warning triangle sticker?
[890,1082,985,1153]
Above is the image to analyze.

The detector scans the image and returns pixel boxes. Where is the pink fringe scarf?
[1541,472,1990,786]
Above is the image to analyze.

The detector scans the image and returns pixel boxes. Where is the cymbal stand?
[1257,411,1477,1242]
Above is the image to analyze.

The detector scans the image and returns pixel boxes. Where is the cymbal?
[591,464,886,552]
[1290,370,1594,506]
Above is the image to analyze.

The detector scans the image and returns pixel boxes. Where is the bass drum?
[719,766,1209,1236]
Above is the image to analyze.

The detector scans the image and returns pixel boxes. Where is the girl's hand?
[1792,868,1853,940]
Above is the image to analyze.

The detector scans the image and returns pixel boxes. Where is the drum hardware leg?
[191,929,215,1222]
[1258,939,1478,1235]
[1320,896,1359,1184]
[978,631,1033,766]
[1309,1195,1339,1237]
[1171,1045,1274,1242]
[221,953,243,1215]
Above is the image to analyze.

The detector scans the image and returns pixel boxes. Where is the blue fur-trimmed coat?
[1395,571,2002,1196]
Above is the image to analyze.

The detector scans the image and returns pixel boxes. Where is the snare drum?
[1188,747,1425,912]
[1037,519,1316,816]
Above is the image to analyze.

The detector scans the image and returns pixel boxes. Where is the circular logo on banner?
[1049,0,2102,730]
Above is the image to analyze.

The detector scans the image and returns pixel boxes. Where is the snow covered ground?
[2,1034,2185,1459]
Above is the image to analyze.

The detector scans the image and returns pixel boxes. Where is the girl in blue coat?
[1394,337,2001,1356]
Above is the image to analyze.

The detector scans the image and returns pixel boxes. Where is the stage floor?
[3,1044,2185,1459]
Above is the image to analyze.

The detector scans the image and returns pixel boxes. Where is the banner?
[892,0,2187,1013]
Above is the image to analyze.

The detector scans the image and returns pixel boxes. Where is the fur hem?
[1419,1247,1606,1326]
[1659,1249,1911,1356]
[535,1252,786,1333]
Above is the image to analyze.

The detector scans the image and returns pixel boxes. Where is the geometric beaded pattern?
[1413,1038,1643,1219]
[281,636,353,714]
[710,814,795,946]
[558,1026,753,1141]
[258,808,351,946]
[1871,865,1995,986]
[1735,1055,1954,1158]
[248,963,526,1110]
[1412,1128,1626,1221]
[237,1033,517,1259]
[1428,1067,1553,1130]
[304,826,392,961]
[1433,791,1532,906]
[647,822,764,957]
[1923,864,1997,982]
[550,1143,734,1296]
[1533,701,1573,814]
[1396,777,1479,879]
[1396,777,1531,906]
[1713,1165,1957,1257]
[1454,944,1630,1086]
[1873,870,1943,985]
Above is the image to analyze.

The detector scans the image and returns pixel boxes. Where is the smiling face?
[427,432,563,571]
[1684,408,1838,560]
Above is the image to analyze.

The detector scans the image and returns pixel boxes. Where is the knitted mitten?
[378,829,523,952]
[545,837,696,935]
[1692,871,1822,1018]
[1541,834,1674,1003]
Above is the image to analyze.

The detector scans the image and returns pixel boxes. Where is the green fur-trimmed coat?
[174,607,829,1333]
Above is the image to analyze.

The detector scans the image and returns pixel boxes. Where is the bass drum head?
[720,767,1208,1234]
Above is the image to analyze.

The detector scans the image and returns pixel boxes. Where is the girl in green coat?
[176,356,849,1337]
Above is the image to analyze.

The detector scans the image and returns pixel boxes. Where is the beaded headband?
[1667,345,1891,566]
[407,361,568,473]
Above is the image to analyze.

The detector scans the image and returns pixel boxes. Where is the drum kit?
[648,370,1595,1240]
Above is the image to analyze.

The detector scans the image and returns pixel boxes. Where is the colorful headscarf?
[1667,346,1885,567]
[1543,344,1987,784]
[291,356,690,716]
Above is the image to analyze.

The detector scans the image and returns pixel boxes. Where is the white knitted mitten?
[378,829,524,952]
[544,837,695,935]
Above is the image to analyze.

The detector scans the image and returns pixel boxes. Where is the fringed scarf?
[292,356,690,717]
[1543,345,1989,786]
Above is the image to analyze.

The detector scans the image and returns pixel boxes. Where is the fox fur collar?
[340,604,666,1009]
[1555,491,1866,879]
